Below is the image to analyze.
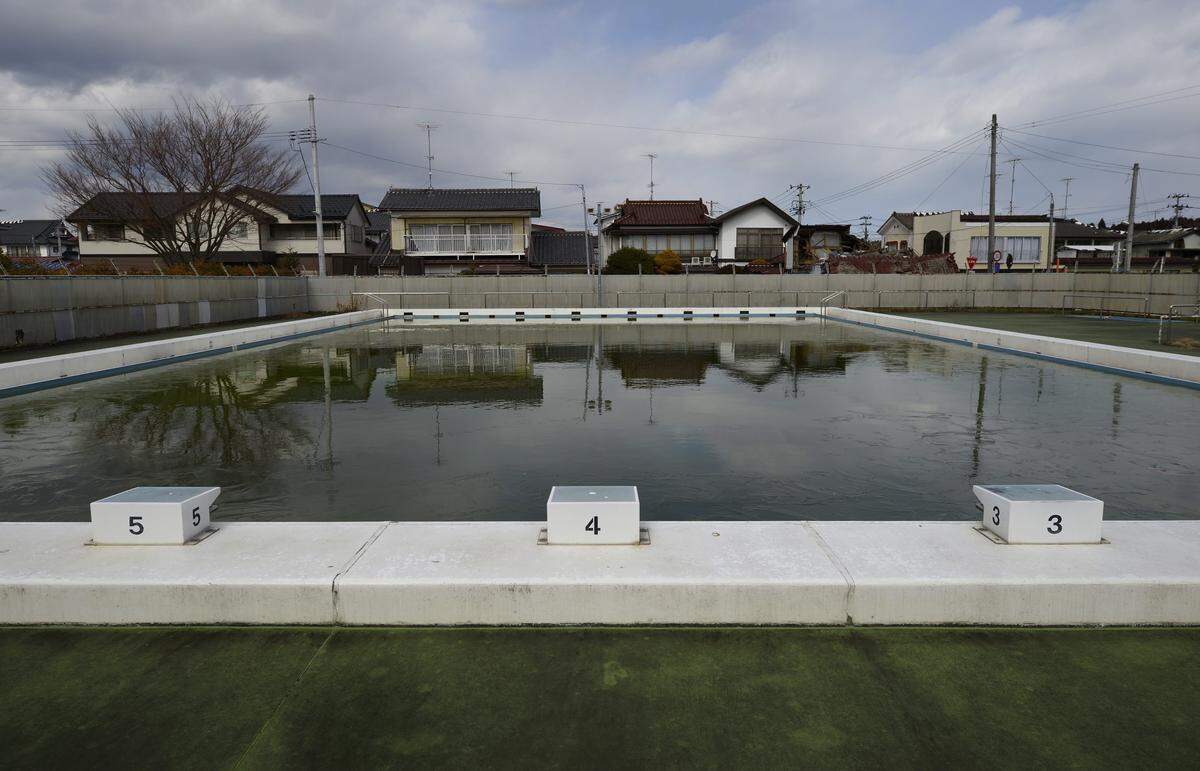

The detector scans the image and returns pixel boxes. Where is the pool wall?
[824,307,1200,388]
[1,520,1197,626]
[0,309,384,396]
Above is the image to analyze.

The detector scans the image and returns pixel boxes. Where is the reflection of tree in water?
[85,369,312,466]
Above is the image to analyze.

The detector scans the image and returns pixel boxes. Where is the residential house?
[0,219,77,263]
[528,229,596,273]
[66,188,373,274]
[1131,228,1200,270]
[881,210,1123,271]
[787,223,852,270]
[376,188,541,275]
[601,199,718,267]
[713,198,797,268]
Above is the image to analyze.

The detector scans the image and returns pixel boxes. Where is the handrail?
[819,290,845,315]
[1158,304,1200,344]
[1061,293,1150,317]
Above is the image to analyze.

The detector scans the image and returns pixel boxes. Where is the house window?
[269,223,340,240]
[229,222,249,239]
[468,223,513,251]
[970,236,1041,263]
[85,223,124,241]
[346,224,364,243]
[735,227,784,261]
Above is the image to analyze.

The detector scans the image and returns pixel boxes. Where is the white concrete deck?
[2,520,1197,626]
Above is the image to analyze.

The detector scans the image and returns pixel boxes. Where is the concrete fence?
[310,273,1200,316]
[5,273,1200,350]
[0,276,309,349]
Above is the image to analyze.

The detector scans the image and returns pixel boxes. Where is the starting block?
[544,486,642,545]
[973,484,1103,544]
[90,486,220,545]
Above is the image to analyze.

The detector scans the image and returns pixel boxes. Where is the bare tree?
[44,97,301,263]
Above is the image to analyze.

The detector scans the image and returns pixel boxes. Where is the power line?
[1003,126,1200,162]
[321,140,580,187]
[0,98,309,113]
[917,138,986,209]
[1013,84,1200,128]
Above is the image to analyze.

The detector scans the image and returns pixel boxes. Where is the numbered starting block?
[973,484,1103,544]
[544,486,643,545]
[90,486,220,545]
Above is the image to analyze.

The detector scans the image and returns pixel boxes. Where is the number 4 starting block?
[974,484,1104,544]
[542,486,647,545]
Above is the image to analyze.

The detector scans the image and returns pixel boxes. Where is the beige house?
[880,210,1122,271]
[376,188,541,275]
[68,188,372,274]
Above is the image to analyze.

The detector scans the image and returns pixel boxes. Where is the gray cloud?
[2,0,1199,232]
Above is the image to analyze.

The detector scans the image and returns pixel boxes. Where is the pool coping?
[0,309,385,397]
[822,307,1200,390]
[1,520,1197,626]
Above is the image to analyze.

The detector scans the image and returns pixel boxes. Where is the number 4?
[585,516,601,535]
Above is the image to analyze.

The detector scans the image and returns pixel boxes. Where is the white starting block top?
[974,484,1103,544]
[91,486,220,545]
[546,486,641,545]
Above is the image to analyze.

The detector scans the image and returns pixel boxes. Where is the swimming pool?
[1,318,1196,522]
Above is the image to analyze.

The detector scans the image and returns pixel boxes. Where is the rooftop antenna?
[706,199,719,217]
[503,170,520,188]
[417,123,439,189]
[644,153,657,200]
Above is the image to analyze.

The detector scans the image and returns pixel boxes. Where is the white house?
[713,198,797,268]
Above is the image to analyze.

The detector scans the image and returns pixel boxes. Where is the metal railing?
[1061,293,1150,316]
[820,290,846,315]
[1159,304,1200,344]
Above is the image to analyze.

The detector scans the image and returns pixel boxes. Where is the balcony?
[734,246,785,262]
[405,234,522,255]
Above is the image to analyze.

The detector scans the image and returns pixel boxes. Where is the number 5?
[192,507,201,527]
[128,516,144,535]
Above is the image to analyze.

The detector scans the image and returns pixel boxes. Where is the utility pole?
[1047,194,1056,271]
[592,200,604,301]
[706,200,719,217]
[1168,193,1192,228]
[789,184,810,224]
[1060,178,1074,219]
[307,95,327,277]
[644,154,657,200]
[1122,163,1139,273]
[418,123,438,189]
[858,215,872,244]
[1005,157,1021,214]
[504,170,520,188]
[987,114,998,268]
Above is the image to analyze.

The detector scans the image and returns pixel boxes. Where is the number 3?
[1047,514,1063,535]
[991,506,1000,526]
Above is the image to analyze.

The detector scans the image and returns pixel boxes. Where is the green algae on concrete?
[900,311,1200,356]
[1,627,1198,768]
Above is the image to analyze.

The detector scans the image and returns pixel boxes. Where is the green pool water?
[1,318,1197,522]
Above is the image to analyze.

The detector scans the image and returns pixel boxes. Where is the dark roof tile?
[609,199,713,227]
[378,188,541,214]
[528,230,594,266]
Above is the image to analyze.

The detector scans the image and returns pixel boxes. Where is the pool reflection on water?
[1,319,1196,522]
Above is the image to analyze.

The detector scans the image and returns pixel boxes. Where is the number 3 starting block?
[974,484,1104,544]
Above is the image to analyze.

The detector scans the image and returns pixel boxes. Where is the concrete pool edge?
[1,520,1197,626]
[823,307,1200,388]
[0,309,385,396]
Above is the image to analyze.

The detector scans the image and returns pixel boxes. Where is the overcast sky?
[2,0,1199,231]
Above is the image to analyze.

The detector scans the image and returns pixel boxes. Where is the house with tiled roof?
[66,187,372,274]
[601,199,718,266]
[376,188,542,275]
[528,230,596,273]
[0,219,77,262]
